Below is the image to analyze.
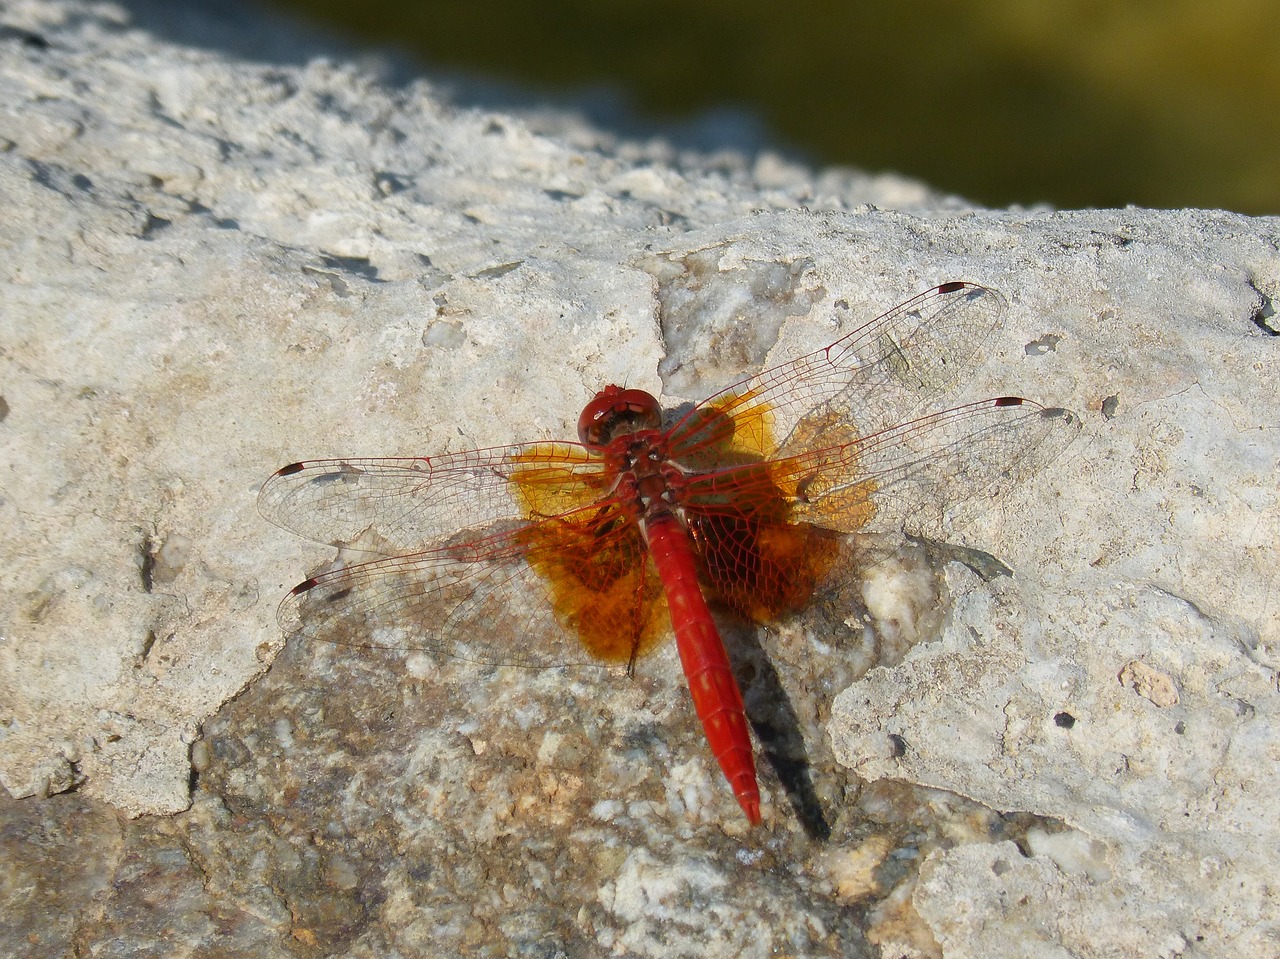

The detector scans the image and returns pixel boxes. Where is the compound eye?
[578,386,662,445]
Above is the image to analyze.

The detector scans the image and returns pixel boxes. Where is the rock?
[1,0,1276,956]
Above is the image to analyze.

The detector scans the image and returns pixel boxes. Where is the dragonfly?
[258,281,1080,826]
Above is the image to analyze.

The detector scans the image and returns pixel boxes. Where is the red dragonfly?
[259,282,1078,826]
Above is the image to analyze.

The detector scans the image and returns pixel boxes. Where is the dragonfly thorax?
[602,430,685,520]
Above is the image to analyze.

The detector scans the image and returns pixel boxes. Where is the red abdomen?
[645,514,760,825]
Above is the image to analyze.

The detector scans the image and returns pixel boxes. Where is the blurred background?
[263,0,1280,214]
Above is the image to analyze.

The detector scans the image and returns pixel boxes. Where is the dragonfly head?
[579,385,662,446]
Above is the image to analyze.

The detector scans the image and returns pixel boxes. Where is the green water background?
[268,0,1280,214]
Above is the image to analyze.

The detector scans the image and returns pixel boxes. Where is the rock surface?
[1,1,1277,957]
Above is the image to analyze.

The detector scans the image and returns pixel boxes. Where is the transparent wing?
[795,398,1081,537]
[667,282,1006,465]
[258,442,604,555]
[681,397,1081,538]
[278,495,669,667]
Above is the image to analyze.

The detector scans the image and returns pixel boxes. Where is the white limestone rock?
[0,0,1277,957]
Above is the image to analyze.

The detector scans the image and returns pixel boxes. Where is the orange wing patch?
[508,445,667,663]
[516,508,667,663]
[667,385,781,469]
[769,405,878,534]
[507,442,610,517]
